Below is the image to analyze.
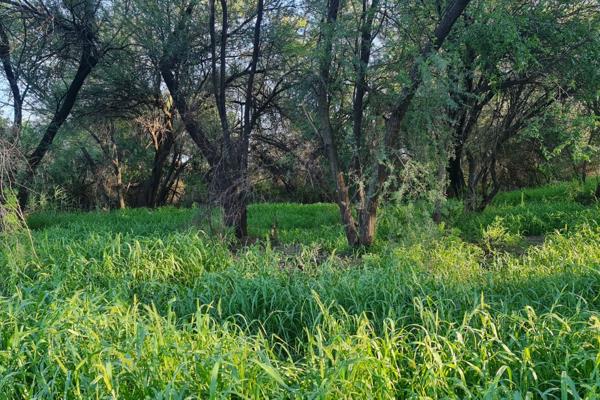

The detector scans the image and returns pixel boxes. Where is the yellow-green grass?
[0,187,598,398]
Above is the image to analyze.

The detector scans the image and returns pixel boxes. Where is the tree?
[309,0,471,247]
[445,0,600,207]
[132,0,294,238]
[0,0,126,209]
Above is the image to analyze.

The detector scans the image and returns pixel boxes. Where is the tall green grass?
[0,186,599,398]
[453,180,600,241]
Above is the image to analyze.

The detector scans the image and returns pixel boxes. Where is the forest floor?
[1,181,600,398]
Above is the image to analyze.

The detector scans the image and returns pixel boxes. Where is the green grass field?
[1,183,599,398]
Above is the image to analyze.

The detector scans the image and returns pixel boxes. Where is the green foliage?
[480,217,523,256]
[454,181,600,241]
[0,190,26,234]
[249,203,344,249]
[492,181,596,206]
[0,183,599,397]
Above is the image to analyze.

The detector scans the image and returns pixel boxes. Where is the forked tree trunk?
[156,150,187,206]
[315,0,360,247]
[0,23,23,223]
[211,162,249,239]
[314,0,470,247]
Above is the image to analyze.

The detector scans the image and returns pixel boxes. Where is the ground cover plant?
[453,180,600,241]
[0,182,598,399]
[1,0,599,398]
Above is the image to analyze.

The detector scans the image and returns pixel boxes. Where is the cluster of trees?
[1,0,599,247]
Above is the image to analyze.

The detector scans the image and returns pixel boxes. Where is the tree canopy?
[1,0,599,247]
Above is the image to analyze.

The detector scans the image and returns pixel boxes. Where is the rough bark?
[144,102,176,208]
[108,132,126,209]
[156,150,189,205]
[145,136,174,207]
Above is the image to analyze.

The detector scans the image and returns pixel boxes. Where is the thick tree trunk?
[223,191,247,239]
[156,150,186,206]
[210,161,248,238]
[465,152,501,212]
[333,171,360,246]
[358,203,377,246]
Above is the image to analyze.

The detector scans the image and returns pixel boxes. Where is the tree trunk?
[145,133,175,207]
[464,151,478,211]
[447,147,466,197]
[107,129,126,210]
[18,44,98,210]
[579,161,587,183]
[358,203,377,246]
[315,0,360,247]
[0,22,22,225]
[80,146,112,207]
[0,23,22,131]
[210,160,248,239]
[114,161,126,210]
[465,151,501,212]
[159,4,218,166]
[156,150,186,206]
[350,0,380,180]
[433,158,448,224]
[313,0,471,248]
[223,191,247,239]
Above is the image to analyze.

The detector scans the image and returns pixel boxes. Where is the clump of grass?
[492,180,598,206]
[453,199,600,242]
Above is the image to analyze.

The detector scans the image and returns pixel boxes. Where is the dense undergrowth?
[0,182,599,398]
